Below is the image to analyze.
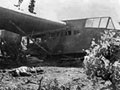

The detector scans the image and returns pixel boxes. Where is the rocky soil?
[0,65,112,90]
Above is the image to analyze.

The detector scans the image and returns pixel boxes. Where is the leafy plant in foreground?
[84,30,120,89]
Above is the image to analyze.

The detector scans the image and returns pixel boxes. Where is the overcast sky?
[0,0,120,28]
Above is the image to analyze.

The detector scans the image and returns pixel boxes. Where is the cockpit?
[85,17,115,29]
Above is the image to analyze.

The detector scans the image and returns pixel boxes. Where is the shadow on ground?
[0,56,84,69]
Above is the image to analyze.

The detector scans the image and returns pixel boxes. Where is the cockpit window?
[107,19,115,29]
[99,18,108,28]
[85,18,100,28]
[85,17,115,29]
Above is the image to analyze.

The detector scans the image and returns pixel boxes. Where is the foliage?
[83,30,120,89]
[28,0,36,14]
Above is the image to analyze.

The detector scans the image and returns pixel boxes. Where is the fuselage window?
[60,31,72,36]
[74,30,80,35]
[68,31,71,35]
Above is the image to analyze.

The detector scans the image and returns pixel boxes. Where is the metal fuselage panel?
[0,30,21,45]
[40,19,106,55]
[0,7,66,35]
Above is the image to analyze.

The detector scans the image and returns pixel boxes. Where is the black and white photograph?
[0,0,120,90]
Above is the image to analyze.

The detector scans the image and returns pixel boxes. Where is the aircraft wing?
[0,7,66,36]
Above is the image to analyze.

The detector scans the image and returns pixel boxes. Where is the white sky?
[0,0,120,28]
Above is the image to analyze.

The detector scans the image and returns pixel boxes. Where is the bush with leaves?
[28,0,36,14]
[83,30,120,89]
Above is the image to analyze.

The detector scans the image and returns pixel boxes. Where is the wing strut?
[9,20,50,55]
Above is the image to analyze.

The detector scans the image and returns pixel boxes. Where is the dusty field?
[0,66,112,90]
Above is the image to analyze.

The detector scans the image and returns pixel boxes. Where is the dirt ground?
[0,58,113,90]
[0,67,112,90]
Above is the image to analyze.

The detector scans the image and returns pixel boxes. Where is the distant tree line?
[28,0,36,14]
[14,0,36,14]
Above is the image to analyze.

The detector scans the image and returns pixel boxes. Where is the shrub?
[83,30,120,89]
